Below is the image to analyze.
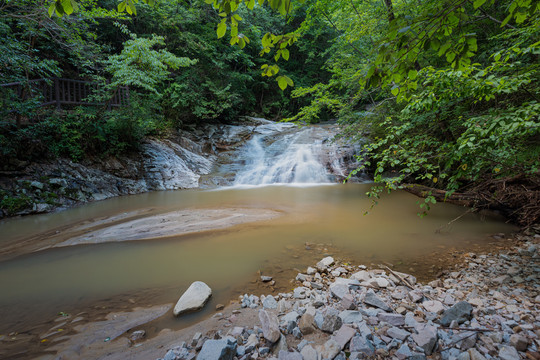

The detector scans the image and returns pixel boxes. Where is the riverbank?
[16,227,538,360]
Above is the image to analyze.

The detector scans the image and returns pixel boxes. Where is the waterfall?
[232,122,356,186]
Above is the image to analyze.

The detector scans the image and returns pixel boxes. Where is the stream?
[0,122,516,343]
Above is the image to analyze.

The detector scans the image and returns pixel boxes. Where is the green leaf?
[501,13,512,27]
[391,86,399,96]
[277,76,287,90]
[217,21,227,39]
[408,69,417,80]
[473,0,487,9]
[247,0,255,10]
[282,48,289,60]
[48,2,56,16]
[284,75,293,86]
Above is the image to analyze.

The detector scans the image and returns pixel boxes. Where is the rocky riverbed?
[6,228,537,359]
[150,229,540,360]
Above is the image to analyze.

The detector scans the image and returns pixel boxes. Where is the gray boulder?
[363,290,392,312]
[197,337,237,360]
[499,346,520,360]
[440,301,473,327]
[319,308,343,333]
[262,295,278,309]
[174,281,212,316]
[349,335,375,357]
[412,325,438,355]
[259,309,281,343]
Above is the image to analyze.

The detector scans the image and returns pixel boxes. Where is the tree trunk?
[402,184,478,207]
[383,0,395,23]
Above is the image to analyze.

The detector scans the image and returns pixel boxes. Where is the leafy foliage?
[105,33,196,94]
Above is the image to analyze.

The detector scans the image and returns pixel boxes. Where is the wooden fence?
[0,78,129,110]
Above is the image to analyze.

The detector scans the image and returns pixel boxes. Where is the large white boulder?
[174,281,212,316]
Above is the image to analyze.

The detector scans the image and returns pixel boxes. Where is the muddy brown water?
[0,184,515,343]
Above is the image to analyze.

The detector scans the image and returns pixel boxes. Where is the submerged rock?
[174,281,212,316]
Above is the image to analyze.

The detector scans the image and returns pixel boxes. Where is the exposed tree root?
[403,172,540,228]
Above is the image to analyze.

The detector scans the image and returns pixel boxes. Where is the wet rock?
[364,290,392,312]
[440,301,473,326]
[259,310,280,343]
[261,276,273,282]
[197,336,237,360]
[129,330,146,341]
[174,281,212,316]
[331,325,356,349]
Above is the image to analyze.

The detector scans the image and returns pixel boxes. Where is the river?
[0,122,515,343]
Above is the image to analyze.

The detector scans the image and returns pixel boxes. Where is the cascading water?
[232,122,360,185]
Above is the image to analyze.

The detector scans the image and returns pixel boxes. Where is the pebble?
[156,236,540,360]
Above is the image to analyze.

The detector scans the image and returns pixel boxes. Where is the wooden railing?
[0,78,129,110]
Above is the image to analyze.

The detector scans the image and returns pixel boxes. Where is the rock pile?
[158,233,539,360]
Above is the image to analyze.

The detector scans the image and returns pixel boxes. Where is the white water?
[233,122,358,185]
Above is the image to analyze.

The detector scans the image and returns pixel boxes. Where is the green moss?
[1,194,33,215]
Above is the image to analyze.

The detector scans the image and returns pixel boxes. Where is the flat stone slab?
[54,208,282,247]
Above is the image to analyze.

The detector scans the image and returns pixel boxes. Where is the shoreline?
[6,227,537,360]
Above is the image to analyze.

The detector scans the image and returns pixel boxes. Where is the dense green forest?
[1,0,539,225]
